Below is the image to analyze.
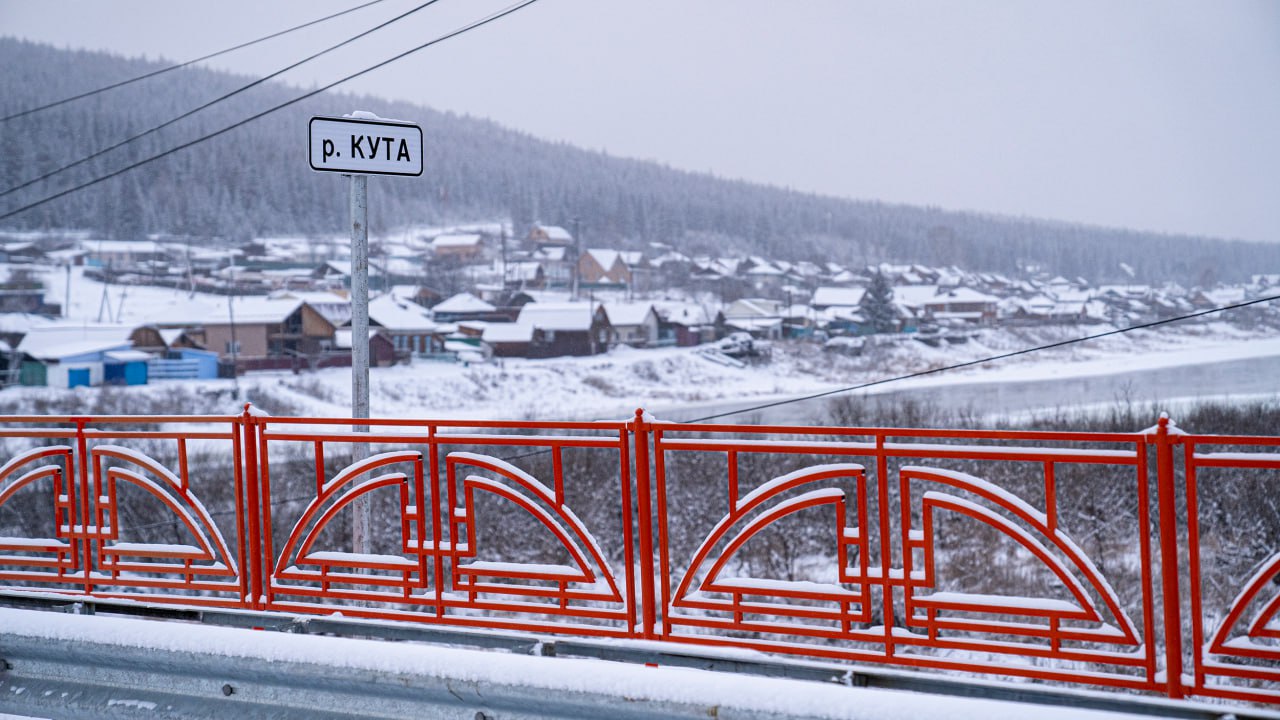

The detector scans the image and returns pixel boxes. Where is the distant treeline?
[1,37,1276,285]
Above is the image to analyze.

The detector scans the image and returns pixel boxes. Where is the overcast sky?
[2,0,1278,243]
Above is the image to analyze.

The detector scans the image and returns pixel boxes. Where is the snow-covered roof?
[516,302,597,331]
[653,302,712,326]
[723,298,781,319]
[84,240,163,254]
[533,225,572,242]
[104,349,152,362]
[271,291,350,326]
[368,294,436,332]
[812,287,865,308]
[481,323,535,343]
[153,328,190,346]
[603,303,656,327]
[619,251,645,267]
[586,249,620,270]
[745,260,784,276]
[433,292,495,314]
[891,285,941,309]
[17,323,134,360]
[212,297,302,325]
[930,287,999,304]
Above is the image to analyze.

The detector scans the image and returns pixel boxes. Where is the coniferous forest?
[1,37,1276,285]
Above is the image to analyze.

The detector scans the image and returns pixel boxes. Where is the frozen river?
[654,353,1280,426]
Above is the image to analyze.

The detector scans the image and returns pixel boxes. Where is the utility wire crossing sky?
[1,0,1277,244]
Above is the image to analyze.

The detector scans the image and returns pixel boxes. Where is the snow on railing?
[0,407,1274,707]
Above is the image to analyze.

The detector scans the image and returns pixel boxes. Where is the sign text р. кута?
[309,115,423,177]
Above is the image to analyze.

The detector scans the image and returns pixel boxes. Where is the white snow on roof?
[482,322,535,343]
[891,285,941,308]
[586,248,620,269]
[813,287,866,307]
[652,302,711,326]
[368,294,436,332]
[433,292,495,314]
[534,224,572,241]
[516,302,596,331]
[603,302,655,327]
[932,287,1000,304]
[158,328,186,346]
[84,239,163,254]
[212,297,302,325]
[17,323,134,360]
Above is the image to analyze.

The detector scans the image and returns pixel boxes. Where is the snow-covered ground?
[0,607,1172,720]
[8,264,1279,422]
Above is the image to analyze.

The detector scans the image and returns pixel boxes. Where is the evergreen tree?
[861,271,897,334]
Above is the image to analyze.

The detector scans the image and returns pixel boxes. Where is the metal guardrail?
[0,407,1276,709]
[1,594,1272,720]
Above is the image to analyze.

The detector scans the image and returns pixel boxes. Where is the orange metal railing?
[0,406,1275,705]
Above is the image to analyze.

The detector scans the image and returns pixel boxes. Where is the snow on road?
[0,607,1159,720]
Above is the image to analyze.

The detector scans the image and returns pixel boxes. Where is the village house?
[579,249,632,288]
[481,322,535,357]
[893,285,998,326]
[83,240,167,269]
[527,224,574,250]
[515,302,612,357]
[653,303,714,347]
[16,324,148,388]
[717,298,785,340]
[181,297,339,366]
[365,293,441,358]
[431,292,506,323]
[430,233,485,262]
[0,241,47,264]
[603,302,660,347]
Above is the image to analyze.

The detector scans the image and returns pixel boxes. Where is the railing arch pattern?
[0,407,1274,706]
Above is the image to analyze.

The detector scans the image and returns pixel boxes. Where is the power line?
[495,291,1280,461]
[0,0,445,199]
[113,294,1280,528]
[0,0,392,124]
[0,0,540,223]
[687,293,1280,423]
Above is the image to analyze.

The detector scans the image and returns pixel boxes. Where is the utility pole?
[500,223,509,291]
[571,216,581,301]
[349,172,371,558]
[227,263,240,398]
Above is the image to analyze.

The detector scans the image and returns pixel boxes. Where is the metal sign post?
[310,111,422,556]
[349,172,371,556]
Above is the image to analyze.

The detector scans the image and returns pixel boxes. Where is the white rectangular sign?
[309,115,423,176]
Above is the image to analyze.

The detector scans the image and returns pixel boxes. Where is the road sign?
[309,115,423,176]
